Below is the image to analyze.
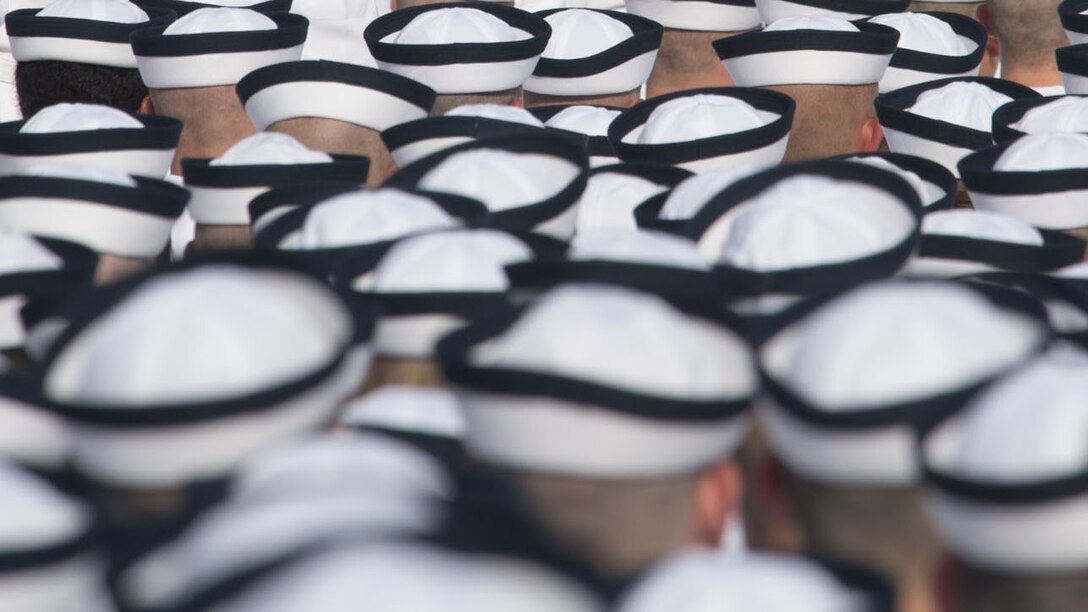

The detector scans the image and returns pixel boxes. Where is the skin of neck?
[999,61,1064,90]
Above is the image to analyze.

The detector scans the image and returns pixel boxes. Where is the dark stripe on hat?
[365,2,550,67]
[182,155,369,189]
[129,12,307,58]
[0,114,181,156]
[875,76,1040,149]
[530,9,662,79]
[608,86,795,165]
[5,7,175,44]
[236,60,437,113]
[713,21,900,60]
[884,11,986,75]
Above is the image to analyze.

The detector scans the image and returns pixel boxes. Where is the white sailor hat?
[131,7,308,89]
[0,228,95,353]
[133,0,292,15]
[182,132,369,226]
[19,292,76,367]
[438,283,757,479]
[634,164,762,235]
[685,161,923,321]
[381,104,549,170]
[959,132,1088,230]
[574,163,692,233]
[364,3,551,95]
[289,0,381,66]
[505,228,723,304]
[5,0,171,69]
[0,233,97,468]
[714,16,899,87]
[755,0,908,23]
[869,11,987,94]
[251,185,488,278]
[196,541,606,612]
[624,0,760,32]
[0,163,187,258]
[343,229,541,360]
[960,273,1088,350]
[237,61,436,133]
[904,209,1086,278]
[0,103,181,178]
[0,459,108,612]
[1058,44,1088,94]
[121,432,449,611]
[0,361,72,470]
[340,385,467,441]
[759,279,1046,486]
[992,95,1088,143]
[608,87,794,174]
[619,550,894,612]
[530,104,621,166]
[233,432,452,502]
[524,9,661,97]
[40,255,376,488]
[833,152,957,211]
[875,77,1041,178]
[386,131,590,240]
[922,344,1088,572]
[1060,0,1088,45]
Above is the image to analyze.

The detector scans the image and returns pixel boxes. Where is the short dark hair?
[954,561,1088,612]
[15,61,147,118]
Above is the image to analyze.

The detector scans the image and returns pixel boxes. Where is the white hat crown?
[163,6,276,35]
[20,103,143,134]
[908,81,1014,131]
[921,209,1043,245]
[993,132,1088,172]
[296,189,459,251]
[394,8,530,45]
[542,9,633,60]
[38,0,148,24]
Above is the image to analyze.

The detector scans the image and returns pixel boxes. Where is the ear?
[138,96,154,115]
[975,4,993,33]
[935,555,959,612]
[693,459,743,547]
[975,4,1001,71]
[857,114,884,153]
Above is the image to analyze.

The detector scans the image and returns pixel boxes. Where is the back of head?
[15,61,146,118]
[444,284,756,579]
[430,88,522,117]
[136,8,306,166]
[767,83,880,161]
[268,117,392,186]
[988,0,1068,69]
[516,471,701,580]
[649,29,736,98]
[954,565,1088,612]
[784,475,942,607]
[10,0,153,116]
[909,1,982,17]
[920,347,1088,612]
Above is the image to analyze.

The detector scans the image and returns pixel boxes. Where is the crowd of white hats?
[0,0,1083,611]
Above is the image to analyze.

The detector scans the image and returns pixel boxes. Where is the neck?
[171,123,257,175]
[897,575,940,612]
[647,30,737,99]
[646,65,733,99]
[1000,60,1063,90]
